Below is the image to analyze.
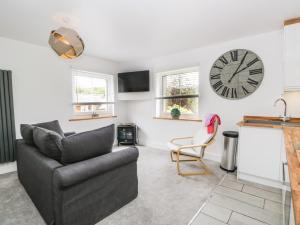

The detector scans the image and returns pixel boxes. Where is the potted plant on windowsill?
[170,107,181,120]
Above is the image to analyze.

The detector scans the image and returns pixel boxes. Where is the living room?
[1,1,300,225]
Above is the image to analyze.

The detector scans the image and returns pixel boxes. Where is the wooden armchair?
[167,121,219,176]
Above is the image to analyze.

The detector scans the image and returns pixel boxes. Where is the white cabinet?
[237,126,283,188]
[284,22,300,91]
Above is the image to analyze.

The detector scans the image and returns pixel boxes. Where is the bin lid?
[223,131,239,138]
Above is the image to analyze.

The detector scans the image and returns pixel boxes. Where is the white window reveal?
[72,70,114,116]
[156,67,199,118]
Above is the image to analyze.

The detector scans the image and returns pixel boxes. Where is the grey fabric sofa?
[16,137,139,225]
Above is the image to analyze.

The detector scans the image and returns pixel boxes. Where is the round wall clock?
[209,49,264,100]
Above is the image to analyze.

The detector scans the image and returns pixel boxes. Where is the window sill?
[69,115,117,122]
[153,116,202,122]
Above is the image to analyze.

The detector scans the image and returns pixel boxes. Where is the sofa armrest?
[16,139,63,224]
[64,132,76,137]
[53,147,139,189]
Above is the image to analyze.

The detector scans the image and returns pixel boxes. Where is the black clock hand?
[228,51,248,83]
[233,65,248,76]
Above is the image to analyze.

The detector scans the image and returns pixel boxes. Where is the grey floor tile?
[264,200,282,214]
[225,173,238,181]
[220,179,243,191]
[201,202,232,223]
[228,212,269,225]
[209,193,282,225]
[214,186,264,208]
[242,185,282,203]
[192,213,227,225]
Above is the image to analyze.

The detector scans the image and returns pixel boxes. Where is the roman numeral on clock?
[247,57,259,68]
[242,86,250,95]
[230,50,238,61]
[213,65,223,70]
[219,56,228,65]
[247,78,259,87]
[249,68,262,75]
[221,86,229,97]
[213,81,223,91]
[210,74,221,80]
[231,88,237,98]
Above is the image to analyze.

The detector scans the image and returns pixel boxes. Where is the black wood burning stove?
[117,124,137,146]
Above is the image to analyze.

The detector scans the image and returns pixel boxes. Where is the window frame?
[155,67,200,119]
[72,69,115,116]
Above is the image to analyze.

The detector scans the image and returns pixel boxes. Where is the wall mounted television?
[118,70,150,93]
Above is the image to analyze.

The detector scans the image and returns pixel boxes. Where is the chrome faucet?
[273,97,290,122]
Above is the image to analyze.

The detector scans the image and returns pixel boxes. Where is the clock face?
[209,49,264,100]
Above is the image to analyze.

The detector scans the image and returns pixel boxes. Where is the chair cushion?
[33,127,63,161]
[192,128,213,145]
[168,142,200,157]
[167,142,178,150]
[61,124,115,164]
[21,120,65,145]
[178,148,200,157]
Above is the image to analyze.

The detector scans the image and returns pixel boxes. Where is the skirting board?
[146,142,222,163]
[0,162,17,175]
[237,171,283,189]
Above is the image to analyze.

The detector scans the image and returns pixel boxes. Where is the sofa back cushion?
[21,120,65,145]
[33,127,63,161]
[61,124,115,164]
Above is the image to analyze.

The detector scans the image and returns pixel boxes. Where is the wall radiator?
[0,70,16,162]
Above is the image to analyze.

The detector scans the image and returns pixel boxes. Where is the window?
[156,67,199,118]
[72,70,114,116]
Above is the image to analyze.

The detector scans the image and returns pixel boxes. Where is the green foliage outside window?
[77,87,105,95]
[164,87,198,114]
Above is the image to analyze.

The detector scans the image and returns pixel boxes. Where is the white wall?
[119,30,300,161]
[0,36,127,138]
[0,30,299,171]
[283,91,300,117]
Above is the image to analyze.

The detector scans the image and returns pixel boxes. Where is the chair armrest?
[170,136,193,144]
[64,132,76,137]
[53,147,139,189]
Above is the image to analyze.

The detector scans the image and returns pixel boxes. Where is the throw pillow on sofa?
[33,127,63,161]
[61,124,115,164]
[21,120,65,145]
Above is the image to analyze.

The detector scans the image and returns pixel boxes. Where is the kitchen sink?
[244,119,300,127]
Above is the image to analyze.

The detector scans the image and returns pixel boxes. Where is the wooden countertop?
[283,127,300,225]
[237,116,300,129]
[237,121,284,129]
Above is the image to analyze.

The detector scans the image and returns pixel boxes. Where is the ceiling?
[0,0,299,62]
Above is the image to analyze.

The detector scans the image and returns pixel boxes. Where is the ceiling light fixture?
[48,27,84,59]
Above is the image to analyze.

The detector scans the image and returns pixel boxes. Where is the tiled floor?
[191,174,283,225]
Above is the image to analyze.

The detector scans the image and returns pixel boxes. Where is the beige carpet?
[0,147,225,225]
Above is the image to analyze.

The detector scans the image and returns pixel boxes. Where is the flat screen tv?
[118,70,150,93]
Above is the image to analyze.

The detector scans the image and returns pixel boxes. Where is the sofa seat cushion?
[21,120,65,145]
[33,127,63,161]
[61,124,115,164]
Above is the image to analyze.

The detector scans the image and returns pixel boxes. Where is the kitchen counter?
[284,127,300,225]
[237,116,300,129]
[238,116,300,225]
